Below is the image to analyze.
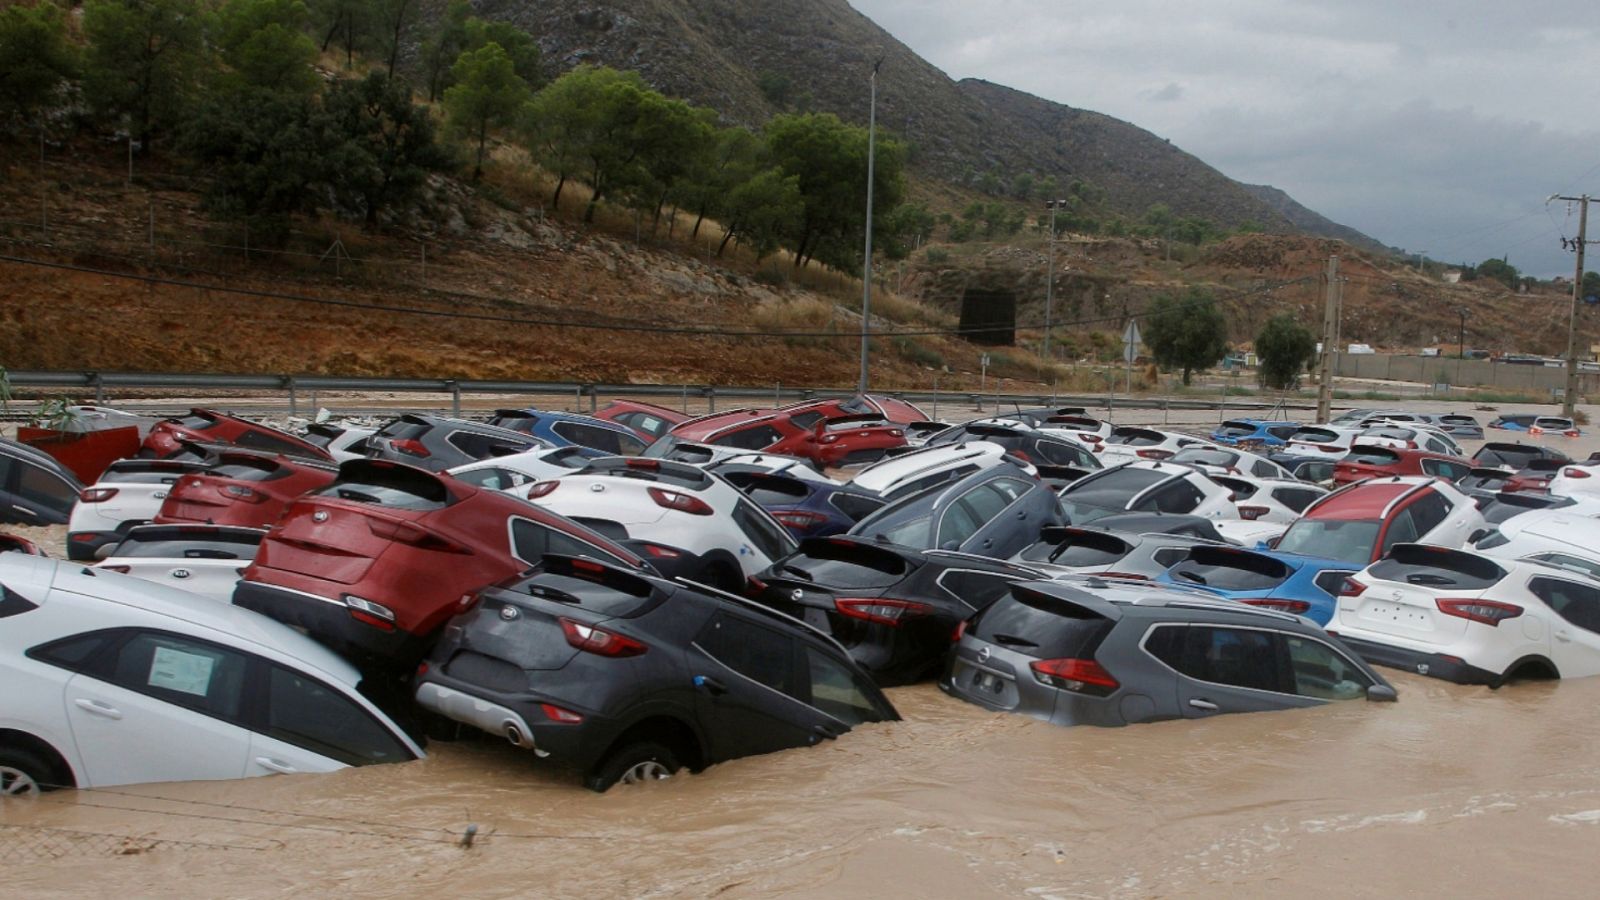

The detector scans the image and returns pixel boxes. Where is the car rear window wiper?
[989,633,1038,649]
[336,488,383,503]
[1175,570,1207,585]
[782,564,814,581]
[1406,573,1457,586]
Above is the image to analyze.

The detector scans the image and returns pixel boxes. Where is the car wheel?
[585,741,682,792]
[0,748,56,798]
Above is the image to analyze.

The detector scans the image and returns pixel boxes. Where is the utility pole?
[857,58,882,395]
[1042,198,1065,364]
[1316,255,1341,423]
[1457,307,1468,359]
[1551,194,1595,418]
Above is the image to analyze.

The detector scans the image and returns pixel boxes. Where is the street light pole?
[1042,199,1063,364]
[857,59,882,396]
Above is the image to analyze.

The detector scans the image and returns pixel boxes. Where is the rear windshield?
[1168,549,1291,591]
[1217,421,1259,438]
[98,462,202,484]
[1345,447,1400,466]
[174,413,219,430]
[1019,530,1133,567]
[1367,545,1506,590]
[725,473,811,505]
[1107,428,1163,446]
[1476,445,1547,469]
[376,420,431,440]
[972,589,1114,660]
[1213,477,1257,499]
[1439,415,1477,426]
[316,464,451,510]
[1063,467,1168,506]
[1171,449,1237,468]
[1274,519,1380,566]
[1290,428,1341,444]
[112,530,261,560]
[209,459,288,482]
[775,540,910,589]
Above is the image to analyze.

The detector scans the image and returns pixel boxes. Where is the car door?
[942,481,1014,556]
[1156,625,1312,716]
[62,630,253,787]
[1529,577,1600,679]
[963,477,1043,558]
[687,611,836,762]
[244,664,416,776]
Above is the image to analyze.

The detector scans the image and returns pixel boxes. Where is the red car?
[591,400,692,442]
[777,394,930,426]
[153,449,338,529]
[0,533,43,555]
[142,408,332,462]
[670,409,907,467]
[1332,444,1473,486]
[233,459,646,663]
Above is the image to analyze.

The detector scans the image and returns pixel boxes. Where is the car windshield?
[1274,519,1380,566]
[1171,448,1237,468]
[1061,467,1167,508]
[1217,422,1258,438]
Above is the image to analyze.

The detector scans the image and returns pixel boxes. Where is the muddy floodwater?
[7,401,1600,896]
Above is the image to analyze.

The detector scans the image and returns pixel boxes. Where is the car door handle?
[693,675,728,696]
[1188,698,1220,711]
[1556,629,1573,643]
[1015,510,1027,519]
[254,757,297,775]
[73,698,122,720]
[11,504,37,517]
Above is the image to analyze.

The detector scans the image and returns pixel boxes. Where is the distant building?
[1442,270,1462,284]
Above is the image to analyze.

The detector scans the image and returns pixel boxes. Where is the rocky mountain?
[480,0,1383,247]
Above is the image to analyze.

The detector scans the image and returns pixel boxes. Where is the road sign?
[1122,320,1141,363]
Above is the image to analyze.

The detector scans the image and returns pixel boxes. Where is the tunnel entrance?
[959,289,1016,346]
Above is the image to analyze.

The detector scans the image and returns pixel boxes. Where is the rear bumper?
[1328,633,1499,685]
[232,580,430,664]
[66,530,122,562]
[414,672,613,765]
[415,682,543,753]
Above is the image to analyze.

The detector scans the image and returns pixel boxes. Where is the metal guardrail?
[2,369,1315,418]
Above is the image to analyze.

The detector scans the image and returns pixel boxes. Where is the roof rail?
[1162,598,1300,623]
[921,548,1048,578]
[675,577,851,657]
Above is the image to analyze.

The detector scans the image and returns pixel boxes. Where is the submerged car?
[1272,477,1485,567]
[1012,523,1225,580]
[1210,419,1302,448]
[1058,462,1236,524]
[942,578,1395,727]
[847,462,1060,559]
[415,554,898,791]
[1157,544,1359,625]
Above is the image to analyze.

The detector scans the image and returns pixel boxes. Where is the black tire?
[0,746,58,798]
[584,741,682,793]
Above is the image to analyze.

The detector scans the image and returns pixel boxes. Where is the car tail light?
[100,565,131,573]
[416,661,429,677]
[391,438,430,458]
[625,458,661,471]
[1238,505,1269,520]
[1080,434,1102,444]
[953,619,969,641]
[1011,450,1032,464]
[344,595,397,631]
[1099,571,1150,580]
[1030,658,1119,694]
[540,703,585,724]
[1137,449,1172,460]
[222,484,266,503]
[1405,441,1418,449]
[648,487,713,515]
[79,488,119,503]
[1436,598,1523,626]
[772,510,828,529]
[641,544,682,559]
[746,575,767,593]
[1566,468,1590,479]
[365,517,466,552]
[890,429,904,438]
[834,597,932,626]
[526,480,560,499]
[1339,577,1367,598]
[559,617,648,657]
[1242,598,1312,614]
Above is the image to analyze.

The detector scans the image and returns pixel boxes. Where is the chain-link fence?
[0,823,267,862]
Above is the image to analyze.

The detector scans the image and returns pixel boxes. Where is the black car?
[0,437,82,527]
[365,414,550,472]
[1473,442,1569,471]
[752,536,1043,684]
[414,555,898,791]
[925,420,1100,470]
[847,462,1063,559]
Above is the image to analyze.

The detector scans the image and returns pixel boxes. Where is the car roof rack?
[675,577,852,657]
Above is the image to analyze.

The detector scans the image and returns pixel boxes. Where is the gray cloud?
[853,0,1600,276]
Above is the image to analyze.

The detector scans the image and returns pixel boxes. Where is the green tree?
[1255,313,1317,390]
[308,0,368,68]
[1143,287,1228,385]
[1477,257,1519,289]
[677,125,762,239]
[719,169,802,261]
[83,0,208,145]
[319,71,447,225]
[522,65,646,218]
[1582,270,1600,300]
[213,0,319,96]
[0,1,79,128]
[182,85,323,240]
[463,18,540,87]
[418,0,469,101]
[756,71,791,108]
[442,42,530,181]
[370,0,417,77]
[628,95,714,231]
[763,111,905,271]
[1010,173,1034,202]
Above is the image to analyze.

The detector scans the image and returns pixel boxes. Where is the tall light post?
[1042,198,1065,364]
[857,59,882,395]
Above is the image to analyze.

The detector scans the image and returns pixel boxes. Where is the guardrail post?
[448,381,461,417]
[574,383,582,412]
[706,387,716,414]
[92,372,105,406]
[285,376,297,418]
[588,385,597,414]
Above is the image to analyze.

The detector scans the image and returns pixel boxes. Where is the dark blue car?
[1154,544,1360,625]
[717,467,888,538]
[1211,419,1302,448]
[487,408,650,456]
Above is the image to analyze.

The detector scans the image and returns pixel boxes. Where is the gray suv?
[943,578,1395,726]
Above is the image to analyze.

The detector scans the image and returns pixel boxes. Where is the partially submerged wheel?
[585,741,682,792]
[0,749,51,799]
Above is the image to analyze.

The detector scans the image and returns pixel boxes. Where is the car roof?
[1308,479,1426,519]
[1015,577,1305,625]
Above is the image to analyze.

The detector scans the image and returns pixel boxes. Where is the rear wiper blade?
[989,633,1038,648]
[336,489,383,503]
[1406,573,1457,586]
[1175,570,1207,585]
[782,564,814,581]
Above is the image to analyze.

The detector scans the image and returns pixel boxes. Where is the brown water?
[8,404,1600,896]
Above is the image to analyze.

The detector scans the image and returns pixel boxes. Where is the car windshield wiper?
[1406,573,1457,586]
[989,633,1038,649]
[336,488,383,503]
[782,564,814,581]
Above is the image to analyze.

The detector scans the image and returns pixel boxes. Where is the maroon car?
[154,449,338,529]
[142,409,332,462]
[669,408,907,467]
[777,394,930,426]
[592,399,692,442]
[1332,444,1472,486]
[233,459,646,663]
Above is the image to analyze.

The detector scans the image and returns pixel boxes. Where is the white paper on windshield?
[148,646,216,697]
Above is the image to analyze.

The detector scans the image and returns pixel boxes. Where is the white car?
[850,441,1027,500]
[447,446,605,492]
[1057,461,1238,523]
[1332,544,1600,686]
[1097,427,1215,466]
[706,452,841,485]
[1213,518,1290,547]
[1474,503,1600,568]
[1547,463,1600,499]
[1168,446,1293,480]
[1211,474,1328,524]
[66,458,209,562]
[1283,425,1365,460]
[1356,424,1464,457]
[0,554,422,795]
[303,422,378,462]
[1038,413,1113,451]
[95,525,264,604]
[526,457,797,589]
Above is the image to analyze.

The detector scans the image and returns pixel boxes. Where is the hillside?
[491,0,1384,246]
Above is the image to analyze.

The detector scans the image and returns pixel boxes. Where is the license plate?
[974,671,1002,693]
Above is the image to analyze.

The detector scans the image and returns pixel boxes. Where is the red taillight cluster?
[772,510,828,529]
[526,480,560,499]
[1030,657,1119,694]
[1237,505,1269,521]
[649,487,713,515]
[1241,597,1312,614]
[79,487,119,503]
[1339,577,1367,598]
[559,617,648,657]
[834,597,932,627]
[344,594,398,631]
[1565,468,1591,480]
[540,703,585,724]
[390,438,431,458]
[952,619,969,641]
[1435,598,1523,626]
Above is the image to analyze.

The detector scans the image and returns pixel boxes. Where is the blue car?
[487,408,650,455]
[1211,419,1303,448]
[1154,544,1359,625]
[716,468,888,539]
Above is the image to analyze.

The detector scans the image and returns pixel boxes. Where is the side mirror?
[1254,540,1270,551]
[93,543,120,562]
[1467,529,1487,544]
[940,540,961,551]
[1266,536,1281,549]
[1366,684,1398,703]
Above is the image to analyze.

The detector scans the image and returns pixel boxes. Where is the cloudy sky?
[852,0,1600,278]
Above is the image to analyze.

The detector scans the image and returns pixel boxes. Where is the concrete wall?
[1334,354,1599,395]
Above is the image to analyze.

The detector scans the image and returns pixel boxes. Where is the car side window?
[801,645,880,725]
[829,493,885,522]
[695,613,797,697]
[1036,441,1089,466]
[1529,577,1600,634]
[789,412,825,430]
[1170,626,1285,693]
[1406,490,1450,536]
[1530,553,1600,579]
[1284,636,1371,700]
[1151,547,1191,569]
[233,430,305,456]
[1137,479,1204,514]
[986,478,1032,505]
[1380,509,1419,555]
[554,422,618,454]
[446,431,489,458]
[937,569,1020,611]
[453,467,525,491]
[621,413,669,439]
[733,500,792,561]
[263,665,412,765]
[15,465,77,515]
[1251,460,1277,478]
[1272,488,1322,514]
[510,518,599,565]
[713,425,783,451]
[106,631,250,723]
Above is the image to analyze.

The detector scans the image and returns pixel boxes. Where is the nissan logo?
[790,589,804,602]
[499,605,519,621]
[312,510,330,523]
[977,646,991,663]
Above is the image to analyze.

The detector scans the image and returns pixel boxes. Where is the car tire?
[585,741,682,793]
[0,747,58,798]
